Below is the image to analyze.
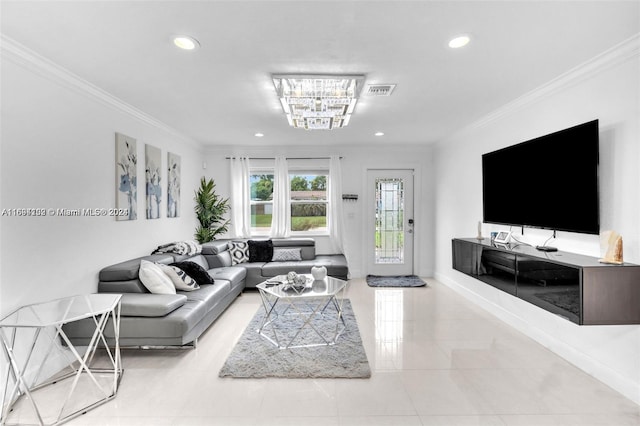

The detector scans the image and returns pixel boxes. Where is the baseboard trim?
[434,271,640,406]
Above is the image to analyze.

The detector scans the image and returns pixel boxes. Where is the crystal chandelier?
[272,74,365,130]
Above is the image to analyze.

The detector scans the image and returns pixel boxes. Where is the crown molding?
[1,34,201,149]
[467,33,640,131]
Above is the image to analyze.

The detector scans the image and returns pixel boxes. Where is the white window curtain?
[270,156,290,238]
[328,155,345,254]
[229,157,251,238]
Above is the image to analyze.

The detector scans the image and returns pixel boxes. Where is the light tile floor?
[70,279,639,425]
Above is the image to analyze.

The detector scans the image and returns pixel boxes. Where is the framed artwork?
[115,132,137,221]
[145,144,162,219]
[167,152,181,218]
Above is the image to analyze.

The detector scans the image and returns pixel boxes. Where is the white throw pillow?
[138,260,176,294]
[157,264,200,291]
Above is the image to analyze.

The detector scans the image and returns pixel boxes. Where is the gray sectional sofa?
[64,238,348,348]
[206,238,348,288]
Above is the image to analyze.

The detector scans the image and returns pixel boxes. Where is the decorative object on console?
[145,144,162,219]
[599,230,624,264]
[311,265,327,280]
[193,177,230,243]
[493,231,511,244]
[476,221,484,240]
[115,132,137,221]
[167,152,181,218]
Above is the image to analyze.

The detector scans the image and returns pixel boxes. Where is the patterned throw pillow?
[157,264,200,291]
[229,241,249,265]
[169,261,215,285]
[271,248,302,262]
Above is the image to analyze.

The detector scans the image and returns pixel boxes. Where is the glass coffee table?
[256,275,347,349]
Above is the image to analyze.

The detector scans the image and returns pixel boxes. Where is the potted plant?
[194,177,230,243]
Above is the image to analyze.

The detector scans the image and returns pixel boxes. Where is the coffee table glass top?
[0,294,121,328]
[256,274,347,349]
[256,275,346,299]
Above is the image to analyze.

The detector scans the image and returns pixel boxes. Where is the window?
[249,169,329,235]
[250,172,274,234]
[290,172,328,233]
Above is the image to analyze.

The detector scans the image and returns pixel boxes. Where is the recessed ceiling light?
[254,133,264,137]
[173,35,200,51]
[448,35,470,49]
[375,132,385,136]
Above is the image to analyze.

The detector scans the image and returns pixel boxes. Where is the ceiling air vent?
[364,84,396,96]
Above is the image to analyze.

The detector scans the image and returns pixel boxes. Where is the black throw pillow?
[248,239,274,262]
[169,261,214,285]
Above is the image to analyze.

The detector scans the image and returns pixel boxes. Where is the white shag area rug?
[219,299,371,378]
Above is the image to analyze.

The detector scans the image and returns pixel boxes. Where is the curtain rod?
[225,156,342,160]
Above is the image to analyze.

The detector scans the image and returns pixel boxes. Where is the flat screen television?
[482,120,599,235]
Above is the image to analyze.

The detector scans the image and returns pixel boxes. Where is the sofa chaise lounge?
[64,238,348,348]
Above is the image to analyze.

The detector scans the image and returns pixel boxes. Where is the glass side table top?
[256,275,347,299]
[0,294,121,328]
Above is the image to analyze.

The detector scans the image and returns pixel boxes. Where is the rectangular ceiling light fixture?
[272,74,365,130]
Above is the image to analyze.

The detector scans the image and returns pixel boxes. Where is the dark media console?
[452,238,640,325]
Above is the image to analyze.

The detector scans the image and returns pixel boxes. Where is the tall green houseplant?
[194,177,230,243]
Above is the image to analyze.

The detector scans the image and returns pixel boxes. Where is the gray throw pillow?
[271,248,302,262]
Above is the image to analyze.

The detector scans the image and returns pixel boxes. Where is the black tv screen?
[482,120,599,235]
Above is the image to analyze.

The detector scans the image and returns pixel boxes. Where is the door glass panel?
[375,178,404,264]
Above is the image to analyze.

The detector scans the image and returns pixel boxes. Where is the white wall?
[203,144,435,279]
[0,51,203,316]
[433,38,640,403]
[0,43,203,395]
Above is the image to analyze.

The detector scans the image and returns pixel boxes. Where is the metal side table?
[0,294,123,426]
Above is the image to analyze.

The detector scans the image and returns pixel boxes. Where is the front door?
[366,169,414,276]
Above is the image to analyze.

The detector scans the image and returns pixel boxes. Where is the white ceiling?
[2,1,638,147]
